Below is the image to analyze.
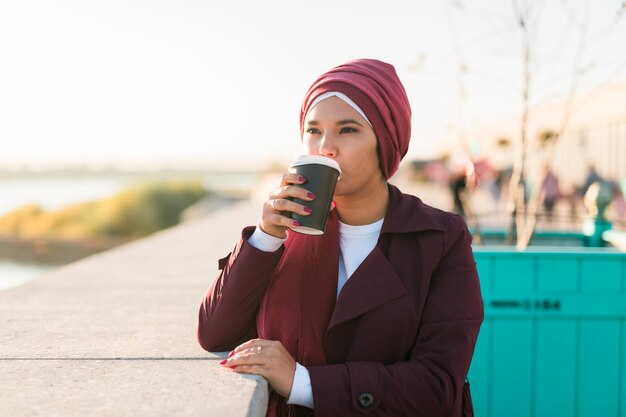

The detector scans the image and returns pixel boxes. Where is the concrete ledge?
[0,200,269,417]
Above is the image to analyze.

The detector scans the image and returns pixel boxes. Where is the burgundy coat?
[198,184,484,416]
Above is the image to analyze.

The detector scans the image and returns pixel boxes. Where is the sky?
[0,0,625,169]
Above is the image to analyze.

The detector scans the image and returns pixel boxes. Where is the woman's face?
[302,96,383,198]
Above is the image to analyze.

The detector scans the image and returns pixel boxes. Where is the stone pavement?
[0,199,267,417]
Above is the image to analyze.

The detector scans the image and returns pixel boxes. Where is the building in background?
[461,80,626,192]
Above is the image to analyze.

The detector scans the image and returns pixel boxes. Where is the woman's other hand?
[220,338,296,398]
[260,172,315,239]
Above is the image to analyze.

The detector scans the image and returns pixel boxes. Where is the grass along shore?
[0,179,209,264]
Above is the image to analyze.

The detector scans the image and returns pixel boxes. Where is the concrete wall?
[0,200,269,417]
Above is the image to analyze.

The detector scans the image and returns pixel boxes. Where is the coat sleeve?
[308,215,484,416]
[197,226,284,352]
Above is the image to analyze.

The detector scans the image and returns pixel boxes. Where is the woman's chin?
[333,182,347,198]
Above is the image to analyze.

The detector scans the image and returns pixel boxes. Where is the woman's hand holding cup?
[260,172,315,239]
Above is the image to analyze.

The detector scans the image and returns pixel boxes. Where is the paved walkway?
[0,199,268,417]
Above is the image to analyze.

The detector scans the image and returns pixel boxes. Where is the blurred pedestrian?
[448,154,474,217]
[608,180,626,221]
[449,167,468,216]
[539,166,560,222]
[581,164,602,197]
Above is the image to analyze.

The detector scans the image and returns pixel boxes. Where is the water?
[0,172,259,216]
[0,260,55,291]
[0,176,132,215]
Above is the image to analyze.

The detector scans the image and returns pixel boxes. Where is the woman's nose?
[318,133,337,157]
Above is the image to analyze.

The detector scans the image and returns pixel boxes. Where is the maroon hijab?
[257,212,340,417]
[300,58,412,179]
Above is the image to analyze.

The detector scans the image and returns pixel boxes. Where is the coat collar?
[327,184,445,331]
[328,246,406,330]
[380,183,446,234]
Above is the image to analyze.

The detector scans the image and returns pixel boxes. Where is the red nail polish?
[303,207,313,214]
[307,192,316,199]
[228,351,235,357]
[219,359,227,365]
[292,220,301,227]
[297,175,306,183]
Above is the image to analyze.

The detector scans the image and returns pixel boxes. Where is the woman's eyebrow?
[305,119,364,127]
[337,119,364,127]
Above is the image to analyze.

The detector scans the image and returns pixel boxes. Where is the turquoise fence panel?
[578,320,621,417]
[621,321,626,417]
[581,258,622,291]
[535,320,576,417]
[536,257,578,292]
[468,319,490,417]
[491,319,533,417]
[493,256,534,292]
[470,248,492,417]
[470,249,626,417]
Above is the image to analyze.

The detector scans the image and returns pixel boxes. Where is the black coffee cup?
[288,155,341,235]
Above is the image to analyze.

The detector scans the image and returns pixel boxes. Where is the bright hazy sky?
[1,0,624,168]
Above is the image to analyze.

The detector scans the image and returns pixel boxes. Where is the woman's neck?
[334,181,389,226]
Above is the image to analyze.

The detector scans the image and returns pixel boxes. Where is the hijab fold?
[257,212,340,417]
[300,59,412,179]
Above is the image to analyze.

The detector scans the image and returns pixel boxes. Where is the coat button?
[357,392,374,408]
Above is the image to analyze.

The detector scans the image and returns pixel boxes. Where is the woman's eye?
[340,127,357,134]
[306,128,321,134]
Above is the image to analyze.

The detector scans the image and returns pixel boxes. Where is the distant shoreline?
[0,165,269,180]
[0,191,247,266]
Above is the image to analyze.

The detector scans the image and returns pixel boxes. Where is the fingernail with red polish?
[292,220,301,227]
[307,192,316,199]
[219,359,227,365]
[303,207,313,214]
[297,175,306,183]
[228,351,235,357]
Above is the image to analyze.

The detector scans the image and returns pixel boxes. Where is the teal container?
[469,247,626,417]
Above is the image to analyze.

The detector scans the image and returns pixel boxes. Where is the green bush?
[0,180,209,240]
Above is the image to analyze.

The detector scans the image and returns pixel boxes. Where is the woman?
[197,59,483,417]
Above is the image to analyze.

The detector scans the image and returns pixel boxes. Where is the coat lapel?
[325,184,446,332]
[328,245,407,330]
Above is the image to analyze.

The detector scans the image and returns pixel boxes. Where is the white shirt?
[337,218,384,297]
[248,219,383,409]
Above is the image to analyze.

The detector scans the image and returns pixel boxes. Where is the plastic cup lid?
[288,155,341,174]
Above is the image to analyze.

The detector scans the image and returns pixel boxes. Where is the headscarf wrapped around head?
[300,58,412,179]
